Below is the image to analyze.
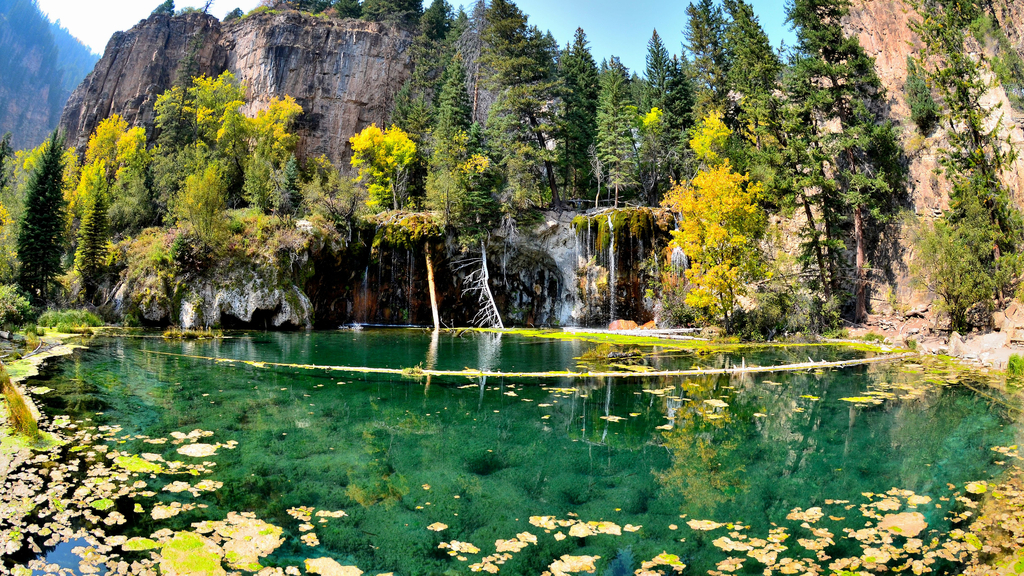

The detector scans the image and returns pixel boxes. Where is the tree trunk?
[426,244,441,331]
[528,113,562,208]
[854,204,867,323]
[614,184,619,209]
[800,191,831,299]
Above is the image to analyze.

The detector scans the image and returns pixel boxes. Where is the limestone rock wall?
[60,10,414,164]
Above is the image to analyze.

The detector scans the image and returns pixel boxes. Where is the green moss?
[114,455,164,474]
[572,208,661,255]
[371,213,443,251]
[159,532,225,576]
[90,498,115,510]
[1009,354,1024,377]
[123,537,161,551]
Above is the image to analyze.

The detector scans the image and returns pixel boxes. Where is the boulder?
[994,311,1007,331]
[640,321,657,330]
[608,320,639,331]
[948,331,967,357]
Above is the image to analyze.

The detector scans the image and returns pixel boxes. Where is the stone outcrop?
[60,9,414,164]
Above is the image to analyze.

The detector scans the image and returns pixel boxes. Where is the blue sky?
[37,0,796,74]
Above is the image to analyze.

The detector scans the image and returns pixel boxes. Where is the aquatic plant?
[1009,354,1024,377]
[1,363,39,441]
[37,308,102,333]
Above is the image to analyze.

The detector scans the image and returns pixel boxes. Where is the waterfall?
[608,214,616,322]
[670,214,689,270]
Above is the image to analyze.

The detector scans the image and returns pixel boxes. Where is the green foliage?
[684,0,729,118]
[0,284,32,328]
[152,0,175,16]
[420,0,451,41]
[1008,354,1024,377]
[74,162,110,285]
[361,0,422,24]
[173,162,228,248]
[223,7,244,21]
[906,56,939,135]
[333,0,362,18]
[17,131,66,302]
[912,206,996,333]
[371,213,443,251]
[559,28,600,201]
[37,308,102,329]
[596,59,637,208]
[481,0,563,208]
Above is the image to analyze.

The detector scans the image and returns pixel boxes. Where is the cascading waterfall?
[608,214,616,322]
[670,214,689,270]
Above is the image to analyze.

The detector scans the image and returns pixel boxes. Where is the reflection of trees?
[654,374,747,513]
[656,429,746,511]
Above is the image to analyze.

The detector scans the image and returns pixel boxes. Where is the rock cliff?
[844,0,1024,214]
[60,9,414,164]
[0,0,96,150]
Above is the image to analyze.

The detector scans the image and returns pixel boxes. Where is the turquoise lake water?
[24,330,1024,574]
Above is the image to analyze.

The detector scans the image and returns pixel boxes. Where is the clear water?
[28,330,1022,574]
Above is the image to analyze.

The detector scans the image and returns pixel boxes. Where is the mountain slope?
[0,0,97,150]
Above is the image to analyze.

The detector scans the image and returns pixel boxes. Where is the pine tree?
[644,30,673,111]
[333,0,362,18]
[421,0,452,41]
[435,57,473,135]
[481,0,563,207]
[224,7,244,21]
[784,0,903,321]
[362,0,422,23]
[0,133,12,193]
[559,28,600,201]
[685,0,730,118]
[75,162,110,287]
[597,58,637,208]
[905,56,939,135]
[723,0,781,139]
[17,131,67,301]
[152,0,175,16]
[910,0,1022,304]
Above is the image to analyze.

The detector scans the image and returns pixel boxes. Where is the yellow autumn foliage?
[663,113,766,327]
[350,124,417,211]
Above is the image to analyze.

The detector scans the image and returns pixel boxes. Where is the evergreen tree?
[17,131,66,301]
[644,30,673,111]
[596,58,637,208]
[723,0,781,137]
[910,0,1022,304]
[362,0,422,23]
[0,133,12,193]
[435,57,472,135]
[685,0,730,118]
[661,56,696,182]
[152,0,175,16]
[559,28,600,201]
[905,56,939,135]
[333,0,362,18]
[421,0,452,41]
[224,7,244,21]
[74,162,110,287]
[783,0,903,320]
[481,0,563,207]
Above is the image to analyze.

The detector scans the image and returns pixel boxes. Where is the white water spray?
[608,214,616,322]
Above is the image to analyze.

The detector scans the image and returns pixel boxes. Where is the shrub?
[0,284,33,328]
[37,309,103,331]
[862,332,885,343]
[1009,354,1024,377]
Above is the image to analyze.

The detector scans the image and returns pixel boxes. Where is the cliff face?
[0,0,96,150]
[844,0,1024,214]
[60,10,414,164]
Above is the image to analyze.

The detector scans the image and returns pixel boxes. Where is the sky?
[36,0,797,74]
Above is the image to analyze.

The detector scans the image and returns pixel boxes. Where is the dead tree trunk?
[426,244,441,331]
